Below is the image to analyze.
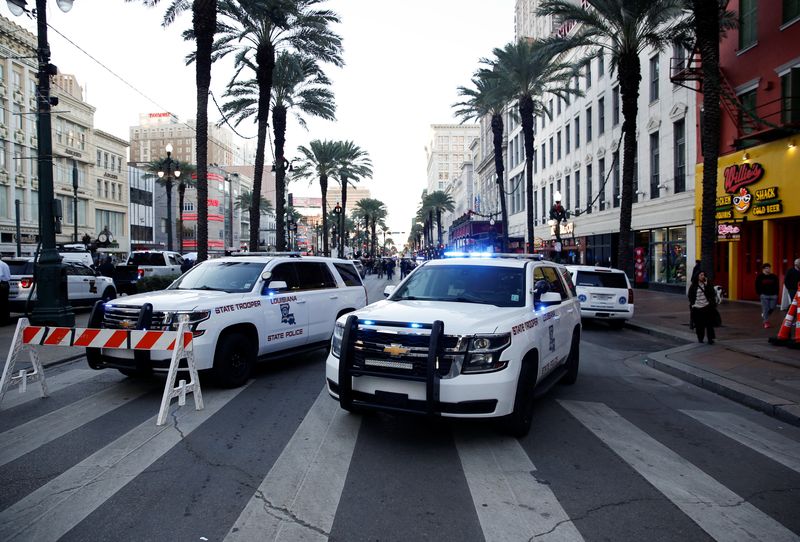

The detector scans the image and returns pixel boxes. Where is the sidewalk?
[629,289,800,426]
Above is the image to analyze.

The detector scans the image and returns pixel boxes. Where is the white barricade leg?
[156,325,204,426]
[0,318,48,408]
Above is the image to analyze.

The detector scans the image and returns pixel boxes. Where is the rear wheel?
[560,331,580,385]
[502,355,537,438]
[212,333,254,388]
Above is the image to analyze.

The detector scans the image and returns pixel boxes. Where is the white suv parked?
[88,255,367,387]
[565,265,634,329]
[325,255,582,436]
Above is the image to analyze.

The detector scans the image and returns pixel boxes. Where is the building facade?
[128,165,154,249]
[425,124,479,194]
[93,130,129,256]
[691,0,800,300]
[129,113,235,167]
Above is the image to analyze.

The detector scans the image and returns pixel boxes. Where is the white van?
[565,265,634,329]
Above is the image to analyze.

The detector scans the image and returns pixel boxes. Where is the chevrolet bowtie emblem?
[383,344,409,357]
[119,320,134,329]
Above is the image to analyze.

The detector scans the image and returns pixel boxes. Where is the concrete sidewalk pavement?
[629,288,800,426]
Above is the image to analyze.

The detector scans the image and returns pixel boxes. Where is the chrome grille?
[353,327,465,378]
[103,305,169,330]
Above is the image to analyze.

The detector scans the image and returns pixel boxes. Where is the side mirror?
[539,292,562,306]
[384,285,396,298]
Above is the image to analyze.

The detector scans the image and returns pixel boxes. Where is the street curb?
[625,321,695,344]
[644,345,800,428]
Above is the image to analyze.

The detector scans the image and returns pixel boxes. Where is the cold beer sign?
[715,162,782,221]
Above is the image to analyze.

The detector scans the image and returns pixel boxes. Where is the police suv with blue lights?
[326,253,582,436]
[87,255,367,387]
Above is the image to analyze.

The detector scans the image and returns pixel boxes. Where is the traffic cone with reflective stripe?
[770,289,799,346]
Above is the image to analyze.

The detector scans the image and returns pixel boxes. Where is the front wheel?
[502,358,537,438]
[211,333,255,388]
[101,287,117,302]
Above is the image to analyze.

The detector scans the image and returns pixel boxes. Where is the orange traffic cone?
[771,289,799,346]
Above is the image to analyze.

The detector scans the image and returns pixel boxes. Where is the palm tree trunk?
[253,43,276,251]
[371,219,377,258]
[695,0,721,281]
[520,95,535,254]
[340,177,348,258]
[491,113,509,253]
[178,182,186,253]
[166,179,173,251]
[617,54,641,276]
[272,105,288,252]
[193,0,215,263]
[320,173,329,256]
[436,209,443,246]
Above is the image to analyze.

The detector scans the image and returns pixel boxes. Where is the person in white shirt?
[0,258,11,325]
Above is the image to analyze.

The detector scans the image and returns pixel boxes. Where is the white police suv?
[565,265,634,329]
[326,253,582,436]
[88,255,367,387]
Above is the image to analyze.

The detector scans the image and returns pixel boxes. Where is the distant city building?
[425,124,479,194]
[128,165,154,248]
[129,113,235,167]
[93,130,130,255]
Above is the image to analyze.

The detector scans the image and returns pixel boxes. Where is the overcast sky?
[8,0,515,234]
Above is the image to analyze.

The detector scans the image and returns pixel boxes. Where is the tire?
[561,331,580,386]
[212,332,255,388]
[609,319,625,330]
[502,356,537,438]
[101,287,117,303]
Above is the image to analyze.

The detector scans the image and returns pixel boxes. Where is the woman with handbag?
[688,269,719,344]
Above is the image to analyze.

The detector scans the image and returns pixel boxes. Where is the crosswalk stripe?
[0,368,99,411]
[225,389,361,542]
[455,430,584,542]
[0,380,152,468]
[560,400,799,542]
[0,383,250,542]
[681,410,800,475]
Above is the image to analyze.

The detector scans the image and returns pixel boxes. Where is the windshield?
[574,271,628,289]
[391,264,525,307]
[6,260,33,275]
[128,253,167,266]
[169,261,265,293]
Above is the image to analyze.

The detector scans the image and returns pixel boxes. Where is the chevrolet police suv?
[87,255,367,387]
[325,254,582,436]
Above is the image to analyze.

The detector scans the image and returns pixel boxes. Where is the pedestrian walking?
[755,263,780,328]
[0,258,10,325]
[785,258,800,297]
[688,269,719,345]
[689,259,703,330]
[98,256,115,278]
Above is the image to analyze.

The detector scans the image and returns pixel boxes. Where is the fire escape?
[670,48,800,147]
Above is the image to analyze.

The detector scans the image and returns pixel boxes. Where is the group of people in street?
[358,256,418,281]
[688,257,800,344]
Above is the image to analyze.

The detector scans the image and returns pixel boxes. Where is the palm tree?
[334,142,373,256]
[453,72,512,252]
[538,0,687,273]
[294,140,344,256]
[215,0,343,252]
[176,164,197,253]
[221,50,337,250]
[354,198,387,258]
[424,191,456,246]
[127,0,217,262]
[483,38,577,256]
[141,158,192,252]
[234,190,273,215]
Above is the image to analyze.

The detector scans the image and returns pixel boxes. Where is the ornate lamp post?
[157,143,181,251]
[6,0,75,326]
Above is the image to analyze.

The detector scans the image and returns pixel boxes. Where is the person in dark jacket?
[785,258,800,298]
[688,270,718,344]
[755,263,780,328]
[98,256,115,278]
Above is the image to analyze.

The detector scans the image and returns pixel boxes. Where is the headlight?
[462,333,512,374]
[331,322,344,358]
[167,310,211,330]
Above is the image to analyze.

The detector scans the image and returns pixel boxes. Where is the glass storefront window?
[647,227,686,285]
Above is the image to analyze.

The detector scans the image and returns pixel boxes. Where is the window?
[557,131,562,160]
[785,0,800,24]
[612,151,620,207]
[574,170,581,214]
[104,152,109,169]
[574,117,580,149]
[557,98,562,116]
[673,120,686,193]
[649,55,660,102]
[0,141,5,170]
[97,179,102,197]
[96,150,101,167]
[739,0,758,49]
[633,146,640,203]
[598,54,605,77]
[781,68,800,123]
[586,164,593,215]
[565,174,571,210]
[565,123,571,154]
[598,158,606,210]
[334,262,362,287]
[738,88,758,134]
[598,97,605,134]
[585,61,592,88]
[673,41,687,72]
[541,143,546,169]
[612,86,620,126]
[650,132,661,198]
[549,136,554,164]
[586,106,593,142]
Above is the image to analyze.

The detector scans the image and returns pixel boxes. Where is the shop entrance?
[737,221,763,301]
[776,217,800,287]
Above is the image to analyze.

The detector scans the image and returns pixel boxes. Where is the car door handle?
[296,299,307,304]
[329,295,338,299]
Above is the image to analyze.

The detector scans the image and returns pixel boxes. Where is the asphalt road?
[1,277,798,541]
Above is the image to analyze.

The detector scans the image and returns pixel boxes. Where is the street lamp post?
[6,0,76,326]
[157,143,181,252]
[332,202,342,258]
[71,159,78,243]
